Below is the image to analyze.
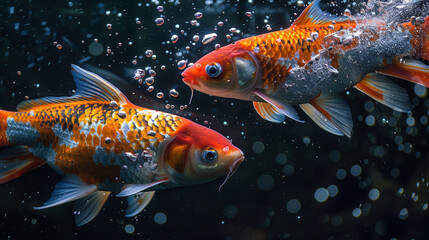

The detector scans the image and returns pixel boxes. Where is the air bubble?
[202,33,217,45]
[145,77,154,85]
[156,92,164,98]
[169,89,179,97]
[171,35,179,43]
[194,12,203,19]
[177,59,187,70]
[145,50,153,57]
[155,18,164,26]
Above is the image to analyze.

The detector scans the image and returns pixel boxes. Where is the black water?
[1,0,429,239]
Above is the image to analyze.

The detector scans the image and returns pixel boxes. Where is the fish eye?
[205,63,222,78]
[202,148,218,163]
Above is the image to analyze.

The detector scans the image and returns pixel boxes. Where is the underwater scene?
[1,0,429,239]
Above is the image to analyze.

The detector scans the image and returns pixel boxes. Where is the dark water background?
[1,0,429,239]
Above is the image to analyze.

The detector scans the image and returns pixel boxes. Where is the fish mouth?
[229,154,245,172]
[181,70,200,87]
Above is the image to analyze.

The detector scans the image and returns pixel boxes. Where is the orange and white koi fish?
[182,0,429,138]
[0,65,244,226]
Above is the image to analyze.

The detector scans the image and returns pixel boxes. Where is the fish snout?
[181,68,200,87]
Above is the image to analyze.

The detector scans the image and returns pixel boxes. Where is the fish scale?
[4,102,183,185]
[238,23,355,91]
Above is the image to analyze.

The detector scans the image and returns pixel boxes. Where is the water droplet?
[252,141,265,154]
[177,59,187,70]
[352,208,362,218]
[106,23,112,29]
[145,77,154,85]
[171,34,179,43]
[117,111,126,119]
[245,12,252,17]
[314,188,329,203]
[134,69,145,80]
[145,50,153,57]
[154,212,167,224]
[286,199,301,213]
[109,101,119,109]
[147,86,154,92]
[169,89,179,97]
[124,224,135,234]
[194,12,203,19]
[157,6,164,12]
[156,92,164,98]
[155,18,164,26]
[192,35,200,42]
[202,33,217,45]
[368,189,380,201]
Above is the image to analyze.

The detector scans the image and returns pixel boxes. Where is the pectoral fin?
[74,191,111,226]
[253,102,286,123]
[253,89,304,123]
[300,93,353,138]
[34,176,97,210]
[126,191,155,217]
[355,73,412,113]
[116,178,169,197]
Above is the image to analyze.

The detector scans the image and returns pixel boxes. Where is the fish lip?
[181,68,201,87]
[229,155,244,172]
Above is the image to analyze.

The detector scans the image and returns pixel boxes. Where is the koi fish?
[0,65,244,226]
[182,0,429,138]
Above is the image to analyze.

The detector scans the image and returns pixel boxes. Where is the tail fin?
[400,16,429,61]
[0,110,11,147]
[0,145,45,184]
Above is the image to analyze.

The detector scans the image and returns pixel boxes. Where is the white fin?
[300,93,353,138]
[34,176,97,210]
[354,73,412,113]
[292,0,353,26]
[116,178,168,197]
[253,89,304,123]
[126,191,155,217]
[17,64,130,112]
[253,102,286,123]
[74,191,111,226]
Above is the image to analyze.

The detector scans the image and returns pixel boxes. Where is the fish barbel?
[0,65,244,226]
[182,0,429,138]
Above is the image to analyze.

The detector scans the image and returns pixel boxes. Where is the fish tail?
[400,16,429,61]
[0,110,45,184]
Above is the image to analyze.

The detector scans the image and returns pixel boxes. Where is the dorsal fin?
[292,0,353,26]
[17,64,130,112]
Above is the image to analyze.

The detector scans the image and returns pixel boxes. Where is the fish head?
[182,44,260,100]
[161,120,244,185]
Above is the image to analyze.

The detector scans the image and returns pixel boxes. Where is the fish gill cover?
[0,0,429,239]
